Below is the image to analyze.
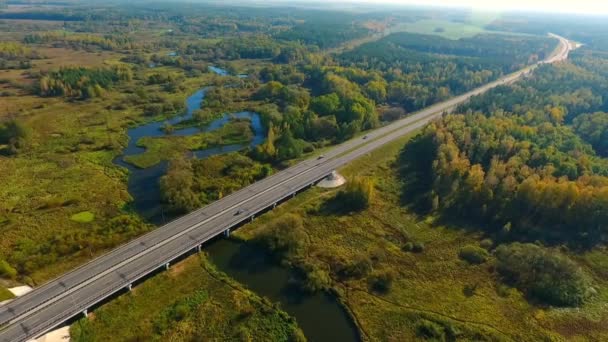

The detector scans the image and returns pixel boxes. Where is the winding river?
[113,67,360,341]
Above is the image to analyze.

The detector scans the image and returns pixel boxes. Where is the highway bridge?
[0,34,572,342]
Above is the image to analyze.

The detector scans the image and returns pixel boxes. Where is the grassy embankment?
[231,133,608,341]
[70,254,304,341]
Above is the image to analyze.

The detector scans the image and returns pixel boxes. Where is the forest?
[337,32,556,111]
[38,66,132,98]
[402,51,608,249]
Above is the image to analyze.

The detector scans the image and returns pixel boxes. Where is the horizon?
[237,0,608,16]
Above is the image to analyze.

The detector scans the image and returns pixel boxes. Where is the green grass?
[70,211,95,223]
[232,133,608,341]
[123,119,253,169]
[70,254,304,341]
[0,286,15,302]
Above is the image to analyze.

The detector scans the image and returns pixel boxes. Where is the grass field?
[231,133,608,341]
[70,254,304,341]
[392,19,490,39]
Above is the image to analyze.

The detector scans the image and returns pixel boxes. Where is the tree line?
[38,65,132,99]
[402,112,608,247]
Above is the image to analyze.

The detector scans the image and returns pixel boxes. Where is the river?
[113,67,360,341]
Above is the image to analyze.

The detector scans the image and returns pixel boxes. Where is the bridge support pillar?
[250,214,255,222]
[165,263,170,270]
[292,192,296,198]
[197,245,202,253]
[82,309,88,318]
[127,283,132,291]
[224,229,230,237]
[273,202,277,209]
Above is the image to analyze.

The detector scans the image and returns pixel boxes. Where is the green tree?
[335,177,374,211]
[495,243,591,307]
[364,80,387,103]
[310,93,340,116]
[275,130,303,161]
[0,259,17,279]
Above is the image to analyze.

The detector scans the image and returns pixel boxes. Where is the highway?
[0,34,571,342]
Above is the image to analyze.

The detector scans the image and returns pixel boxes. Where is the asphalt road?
[0,34,571,342]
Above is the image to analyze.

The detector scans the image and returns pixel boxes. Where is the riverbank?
[70,254,304,341]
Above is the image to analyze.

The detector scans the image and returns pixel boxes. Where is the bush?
[257,214,307,259]
[336,255,372,280]
[412,242,425,253]
[495,243,591,307]
[334,177,374,212]
[416,319,445,340]
[0,259,17,279]
[459,245,489,264]
[368,270,395,293]
[302,264,331,292]
[480,238,494,250]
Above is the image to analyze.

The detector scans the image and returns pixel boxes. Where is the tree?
[257,214,307,259]
[365,80,387,103]
[334,177,374,211]
[0,119,28,154]
[495,243,591,307]
[275,130,303,161]
[159,158,201,214]
[0,259,17,279]
[310,93,340,116]
[253,124,278,161]
[254,81,284,100]
[573,112,608,157]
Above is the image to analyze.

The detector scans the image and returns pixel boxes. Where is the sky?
[347,0,608,15]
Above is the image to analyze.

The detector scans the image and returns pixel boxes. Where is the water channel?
[112,67,360,341]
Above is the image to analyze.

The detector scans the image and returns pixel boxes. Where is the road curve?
[0,34,571,342]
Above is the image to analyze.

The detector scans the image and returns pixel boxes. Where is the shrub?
[368,270,395,293]
[334,177,374,212]
[302,264,331,292]
[416,319,445,340]
[480,238,494,250]
[0,259,17,279]
[495,243,591,307]
[257,214,307,259]
[336,255,372,280]
[412,242,425,253]
[459,245,489,264]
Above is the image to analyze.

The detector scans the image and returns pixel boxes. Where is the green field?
[390,19,489,39]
